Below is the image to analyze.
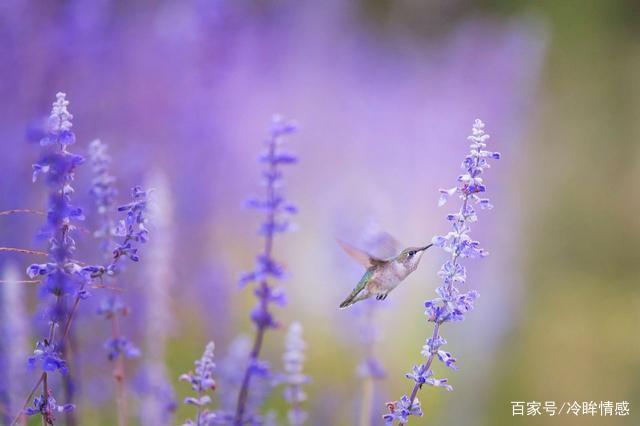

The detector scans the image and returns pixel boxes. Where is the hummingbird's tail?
[339,288,363,309]
[339,297,354,309]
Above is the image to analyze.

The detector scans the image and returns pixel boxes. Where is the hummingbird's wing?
[363,230,401,259]
[337,239,387,267]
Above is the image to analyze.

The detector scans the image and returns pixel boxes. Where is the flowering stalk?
[14,95,149,426]
[16,92,85,426]
[94,184,150,426]
[282,322,309,425]
[88,139,146,426]
[384,119,500,424]
[179,342,217,425]
[234,116,298,425]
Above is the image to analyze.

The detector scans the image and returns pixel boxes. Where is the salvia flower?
[383,396,423,425]
[27,337,68,374]
[88,141,148,369]
[179,342,217,425]
[25,389,74,425]
[88,139,118,251]
[233,115,299,425]
[39,92,76,147]
[21,93,91,426]
[104,337,141,361]
[27,92,85,360]
[385,119,500,424]
[29,92,85,288]
[282,322,309,425]
[22,93,86,423]
[112,185,150,266]
[88,139,117,211]
[90,185,149,358]
[97,297,128,318]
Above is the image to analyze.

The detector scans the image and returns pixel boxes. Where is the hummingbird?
[338,240,433,308]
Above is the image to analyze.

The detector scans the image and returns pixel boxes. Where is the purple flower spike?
[179,342,218,425]
[233,115,299,424]
[385,119,500,424]
[39,93,75,147]
[23,93,88,425]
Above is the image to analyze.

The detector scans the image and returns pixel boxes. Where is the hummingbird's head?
[396,244,433,272]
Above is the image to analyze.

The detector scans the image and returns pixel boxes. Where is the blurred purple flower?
[88,139,118,251]
[282,322,309,425]
[234,115,298,425]
[211,336,271,424]
[104,337,141,361]
[140,171,177,426]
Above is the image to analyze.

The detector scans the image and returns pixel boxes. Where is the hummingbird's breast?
[367,263,405,292]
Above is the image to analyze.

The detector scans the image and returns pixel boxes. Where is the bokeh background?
[0,0,638,425]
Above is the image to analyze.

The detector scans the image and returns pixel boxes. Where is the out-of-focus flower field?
[0,1,638,425]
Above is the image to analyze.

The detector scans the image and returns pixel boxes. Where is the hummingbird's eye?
[408,250,415,256]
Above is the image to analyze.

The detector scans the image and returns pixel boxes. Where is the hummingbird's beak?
[417,244,433,252]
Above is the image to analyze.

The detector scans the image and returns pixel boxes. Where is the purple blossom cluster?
[384,119,500,424]
[11,93,150,425]
[23,93,86,419]
[90,173,150,364]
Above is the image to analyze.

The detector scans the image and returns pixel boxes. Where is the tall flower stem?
[111,313,128,426]
[402,323,439,423]
[385,119,500,425]
[235,209,274,423]
[359,378,373,426]
[233,116,298,425]
[15,93,84,424]
[10,374,44,426]
[40,374,48,426]
[91,183,150,425]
